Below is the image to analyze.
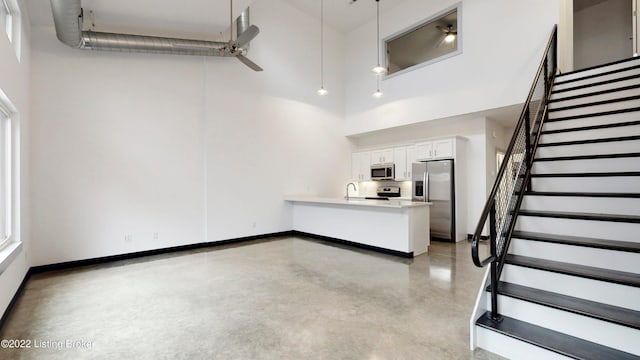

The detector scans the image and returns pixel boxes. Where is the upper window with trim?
[385,6,460,76]
[0,0,13,43]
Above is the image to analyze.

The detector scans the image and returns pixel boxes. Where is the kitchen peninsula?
[285,196,431,257]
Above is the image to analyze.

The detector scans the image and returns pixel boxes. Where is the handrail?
[471,25,557,321]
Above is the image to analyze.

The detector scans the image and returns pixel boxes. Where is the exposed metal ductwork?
[50,0,252,57]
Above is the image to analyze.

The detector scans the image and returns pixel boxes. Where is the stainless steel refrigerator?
[412,160,455,242]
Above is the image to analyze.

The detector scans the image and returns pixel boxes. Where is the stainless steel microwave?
[371,163,395,181]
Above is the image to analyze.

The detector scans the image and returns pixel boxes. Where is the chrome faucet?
[345,182,357,200]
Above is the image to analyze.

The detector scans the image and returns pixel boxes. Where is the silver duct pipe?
[50,0,252,56]
[236,8,250,51]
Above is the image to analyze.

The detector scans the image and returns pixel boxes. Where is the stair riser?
[548,99,640,119]
[553,67,640,91]
[508,238,640,273]
[549,87,640,109]
[556,59,640,82]
[474,326,572,360]
[515,216,640,242]
[488,296,640,356]
[543,111,640,131]
[540,124,640,143]
[536,139,640,157]
[531,176,640,193]
[501,264,640,311]
[531,157,640,175]
[521,195,640,216]
[552,78,640,100]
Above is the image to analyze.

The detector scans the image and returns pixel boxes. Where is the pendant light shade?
[371,0,386,75]
[317,0,328,96]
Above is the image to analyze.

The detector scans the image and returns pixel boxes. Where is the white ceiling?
[26,0,406,39]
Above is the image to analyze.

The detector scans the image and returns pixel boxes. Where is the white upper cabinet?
[433,139,454,158]
[415,142,433,160]
[371,148,394,164]
[351,152,371,181]
[394,145,417,181]
[416,138,455,160]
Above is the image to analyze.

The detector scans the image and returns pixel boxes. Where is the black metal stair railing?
[471,25,558,322]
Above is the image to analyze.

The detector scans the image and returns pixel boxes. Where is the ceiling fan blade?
[236,54,263,71]
[234,25,260,48]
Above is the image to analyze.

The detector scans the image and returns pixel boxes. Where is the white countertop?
[285,196,431,209]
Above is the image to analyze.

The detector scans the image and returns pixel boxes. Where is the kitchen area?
[286,136,468,258]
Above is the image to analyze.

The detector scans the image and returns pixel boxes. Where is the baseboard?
[30,231,295,274]
[0,268,33,333]
[293,231,414,258]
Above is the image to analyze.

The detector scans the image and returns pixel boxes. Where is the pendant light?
[371,0,386,75]
[317,0,328,96]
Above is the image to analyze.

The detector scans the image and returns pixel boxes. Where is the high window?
[384,5,461,76]
[0,0,12,43]
[0,103,11,250]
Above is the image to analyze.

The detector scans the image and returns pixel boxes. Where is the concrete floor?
[0,236,504,359]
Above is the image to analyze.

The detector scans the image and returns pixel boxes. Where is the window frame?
[0,103,11,251]
[382,3,462,80]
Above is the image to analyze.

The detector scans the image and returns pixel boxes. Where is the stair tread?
[524,191,640,198]
[546,106,640,122]
[534,153,640,161]
[505,254,640,287]
[496,282,640,330]
[548,94,640,112]
[556,56,640,79]
[476,312,639,360]
[518,209,640,223]
[530,171,640,177]
[538,135,640,147]
[512,230,640,253]
[540,120,640,135]
[552,74,640,94]
[549,83,640,103]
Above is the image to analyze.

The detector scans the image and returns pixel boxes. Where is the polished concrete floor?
[0,236,504,359]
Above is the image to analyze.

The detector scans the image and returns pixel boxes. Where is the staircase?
[472,57,640,359]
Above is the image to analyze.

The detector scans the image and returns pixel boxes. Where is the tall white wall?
[344,0,560,136]
[0,0,30,321]
[29,0,349,266]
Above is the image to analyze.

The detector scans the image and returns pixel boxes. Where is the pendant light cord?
[376,0,380,67]
[320,0,324,88]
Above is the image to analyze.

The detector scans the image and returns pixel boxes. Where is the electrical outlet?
[252,222,257,229]
[153,232,159,240]
[125,234,132,243]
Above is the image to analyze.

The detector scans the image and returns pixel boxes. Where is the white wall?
[0,0,30,321]
[343,0,560,136]
[29,0,350,266]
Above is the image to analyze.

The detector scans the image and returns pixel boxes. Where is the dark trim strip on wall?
[293,231,414,258]
[30,231,295,274]
[0,268,32,333]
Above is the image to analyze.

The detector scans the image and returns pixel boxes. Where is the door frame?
[558,0,638,73]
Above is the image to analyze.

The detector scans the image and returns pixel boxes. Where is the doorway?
[573,0,634,70]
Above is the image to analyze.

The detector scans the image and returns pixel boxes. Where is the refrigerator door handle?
[424,171,429,202]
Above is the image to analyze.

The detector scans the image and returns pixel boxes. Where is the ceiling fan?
[435,24,458,46]
[222,0,263,71]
